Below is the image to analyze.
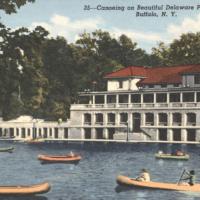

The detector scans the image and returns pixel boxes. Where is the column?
[30,128,33,139]
[24,128,27,138]
[92,95,95,104]
[13,128,17,138]
[141,94,143,104]
[103,128,109,139]
[154,113,159,126]
[40,128,44,138]
[153,93,156,104]
[141,113,145,126]
[52,128,55,139]
[58,127,64,139]
[104,94,107,106]
[195,129,200,142]
[104,113,107,125]
[128,94,131,104]
[181,129,187,142]
[91,112,95,126]
[129,113,133,131]
[91,128,96,139]
[180,92,183,103]
[182,113,187,126]
[19,128,22,139]
[167,129,173,141]
[47,128,50,138]
[116,113,120,126]
[166,93,170,104]
[116,94,119,107]
[194,92,197,103]
[168,112,173,127]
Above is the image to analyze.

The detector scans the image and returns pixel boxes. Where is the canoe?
[26,139,45,144]
[0,182,50,195]
[116,175,200,192]
[155,153,189,160]
[0,147,14,153]
[38,154,82,164]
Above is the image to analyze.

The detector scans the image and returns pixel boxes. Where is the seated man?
[136,169,150,182]
[181,170,195,186]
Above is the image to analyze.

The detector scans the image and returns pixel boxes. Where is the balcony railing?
[71,102,200,109]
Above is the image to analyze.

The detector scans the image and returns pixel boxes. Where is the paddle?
[177,169,186,185]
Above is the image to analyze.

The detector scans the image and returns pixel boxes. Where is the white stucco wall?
[107,78,141,91]
[182,75,200,87]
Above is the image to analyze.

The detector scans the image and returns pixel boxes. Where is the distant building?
[69,65,200,142]
[0,115,68,140]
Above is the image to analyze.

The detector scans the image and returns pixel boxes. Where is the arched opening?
[187,113,196,126]
[158,129,167,141]
[108,128,115,139]
[187,129,196,141]
[84,128,91,139]
[84,113,91,125]
[172,113,181,126]
[96,128,104,139]
[108,113,115,125]
[132,113,141,132]
[95,113,103,125]
[120,113,128,124]
[145,113,154,125]
[158,113,168,126]
[173,129,181,141]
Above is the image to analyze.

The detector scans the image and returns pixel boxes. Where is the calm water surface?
[0,141,200,200]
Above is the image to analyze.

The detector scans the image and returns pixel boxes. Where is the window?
[148,84,154,88]
[119,80,123,88]
[161,84,167,88]
[194,74,200,84]
[173,83,179,87]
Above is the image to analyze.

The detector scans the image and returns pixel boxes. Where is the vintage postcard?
[0,0,200,199]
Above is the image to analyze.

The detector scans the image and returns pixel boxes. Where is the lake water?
[0,141,200,200]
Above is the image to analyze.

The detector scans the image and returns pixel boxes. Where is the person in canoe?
[136,169,150,182]
[172,149,185,156]
[69,151,75,157]
[181,170,196,186]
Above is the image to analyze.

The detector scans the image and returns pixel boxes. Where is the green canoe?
[0,147,14,153]
[155,153,189,160]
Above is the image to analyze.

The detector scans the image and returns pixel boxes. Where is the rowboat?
[0,182,50,195]
[38,153,82,164]
[116,175,200,192]
[0,147,14,153]
[155,153,189,160]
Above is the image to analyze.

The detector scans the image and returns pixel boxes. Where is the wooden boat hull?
[38,154,82,164]
[0,182,50,195]
[0,147,14,153]
[116,175,200,192]
[155,153,189,160]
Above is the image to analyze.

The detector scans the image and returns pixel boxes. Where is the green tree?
[0,0,35,14]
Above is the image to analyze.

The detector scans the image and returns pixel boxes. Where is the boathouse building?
[1,64,200,143]
[69,65,200,142]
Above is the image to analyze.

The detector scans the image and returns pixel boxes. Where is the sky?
[1,0,200,52]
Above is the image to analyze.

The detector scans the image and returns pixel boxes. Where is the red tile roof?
[104,65,200,85]
[104,66,147,78]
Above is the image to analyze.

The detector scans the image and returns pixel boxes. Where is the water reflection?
[0,196,48,200]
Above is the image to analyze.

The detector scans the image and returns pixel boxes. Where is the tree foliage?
[0,0,35,14]
[1,7,200,120]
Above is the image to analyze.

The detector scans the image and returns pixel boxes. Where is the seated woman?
[136,169,150,182]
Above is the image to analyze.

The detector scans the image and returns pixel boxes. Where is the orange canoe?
[38,154,82,164]
[116,175,200,192]
[0,182,50,195]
